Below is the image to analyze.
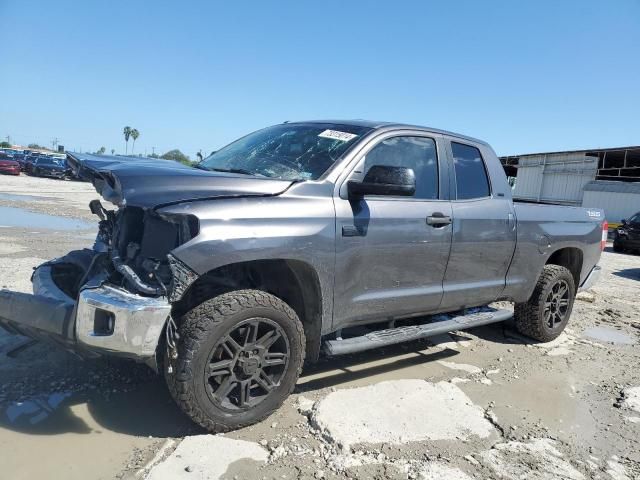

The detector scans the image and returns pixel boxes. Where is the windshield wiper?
[209,167,264,177]
[193,163,210,171]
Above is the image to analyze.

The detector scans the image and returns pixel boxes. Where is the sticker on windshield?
[318,129,358,142]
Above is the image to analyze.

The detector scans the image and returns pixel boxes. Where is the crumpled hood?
[67,153,293,208]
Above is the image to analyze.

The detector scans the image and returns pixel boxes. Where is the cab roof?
[289,119,488,146]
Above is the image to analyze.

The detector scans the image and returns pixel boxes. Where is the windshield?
[200,123,371,180]
[40,157,64,166]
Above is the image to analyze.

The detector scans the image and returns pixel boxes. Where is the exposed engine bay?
[53,199,199,302]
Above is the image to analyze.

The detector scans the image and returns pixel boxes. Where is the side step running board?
[323,308,512,356]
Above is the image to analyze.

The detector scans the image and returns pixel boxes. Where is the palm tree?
[130,129,140,154]
[123,126,132,154]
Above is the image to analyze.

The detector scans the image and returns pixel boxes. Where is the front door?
[332,134,453,330]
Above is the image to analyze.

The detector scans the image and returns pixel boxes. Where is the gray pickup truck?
[0,120,606,431]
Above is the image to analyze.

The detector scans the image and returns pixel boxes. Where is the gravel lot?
[0,174,639,480]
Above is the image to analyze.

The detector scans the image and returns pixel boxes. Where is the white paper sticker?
[318,129,358,142]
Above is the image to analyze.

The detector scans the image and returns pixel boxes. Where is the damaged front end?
[0,200,199,368]
[0,154,294,367]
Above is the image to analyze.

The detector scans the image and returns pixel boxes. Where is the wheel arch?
[172,258,323,362]
[545,247,583,289]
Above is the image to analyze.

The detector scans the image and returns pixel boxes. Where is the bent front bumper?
[0,261,170,362]
[76,285,170,358]
[0,264,77,349]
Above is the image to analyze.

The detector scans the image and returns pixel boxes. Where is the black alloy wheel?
[165,289,305,433]
[543,279,570,330]
[204,317,290,411]
[514,264,576,342]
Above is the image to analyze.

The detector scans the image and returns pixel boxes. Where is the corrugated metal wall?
[513,153,598,204]
[582,190,640,223]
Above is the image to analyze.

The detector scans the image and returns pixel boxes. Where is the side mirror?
[621,219,627,225]
[348,165,416,198]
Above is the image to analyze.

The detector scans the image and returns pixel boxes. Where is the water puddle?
[0,206,93,230]
[0,193,52,202]
[5,392,72,425]
[583,326,635,345]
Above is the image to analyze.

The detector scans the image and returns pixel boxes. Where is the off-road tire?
[514,265,576,342]
[165,289,305,433]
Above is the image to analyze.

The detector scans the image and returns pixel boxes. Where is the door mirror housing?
[348,165,416,198]
[621,219,627,225]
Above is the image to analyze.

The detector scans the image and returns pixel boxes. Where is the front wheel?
[514,265,576,342]
[165,289,305,432]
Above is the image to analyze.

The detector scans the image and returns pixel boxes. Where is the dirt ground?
[0,174,639,480]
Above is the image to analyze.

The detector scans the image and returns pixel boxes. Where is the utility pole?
[5,135,10,145]
[51,138,59,150]
[152,146,156,156]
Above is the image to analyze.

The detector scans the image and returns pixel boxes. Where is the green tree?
[111,148,115,155]
[0,141,11,148]
[130,128,140,154]
[160,149,192,166]
[123,126,132,154]
[28,143,44,149]
[96,146,106,155]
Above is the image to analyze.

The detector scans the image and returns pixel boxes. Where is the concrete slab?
[146,435,268,480]
[310,379,496,449]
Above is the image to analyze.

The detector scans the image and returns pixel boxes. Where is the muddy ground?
[0,174,639,480]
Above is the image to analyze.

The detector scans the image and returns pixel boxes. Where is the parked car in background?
[30,156,69,179]
[0,152,21,175]
[14,152,35,172]
[14,153,30,171]
[613,212,640,253]
[23,155,48,174]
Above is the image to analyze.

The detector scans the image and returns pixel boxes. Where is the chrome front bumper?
[579,264,601,292]
[0,260,170,362]
[76,285,170,358]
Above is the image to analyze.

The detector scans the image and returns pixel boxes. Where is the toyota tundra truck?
[0,120,606,432]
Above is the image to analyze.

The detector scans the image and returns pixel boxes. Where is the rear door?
[332,132,453,330]
[439,140,517,310]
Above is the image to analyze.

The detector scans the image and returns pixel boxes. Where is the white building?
[501,146,640,224]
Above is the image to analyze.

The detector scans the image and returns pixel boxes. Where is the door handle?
[426,213,452,227]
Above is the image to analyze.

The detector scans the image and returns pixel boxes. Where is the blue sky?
[1,1,638,158]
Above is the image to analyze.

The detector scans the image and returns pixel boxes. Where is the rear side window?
[451,142,490,199]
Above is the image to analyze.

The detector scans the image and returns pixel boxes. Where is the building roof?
[501,145,640,159]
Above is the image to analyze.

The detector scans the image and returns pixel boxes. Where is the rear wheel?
[165,289,305,432]
[514,265,575,342]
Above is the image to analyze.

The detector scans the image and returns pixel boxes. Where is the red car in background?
[0,152,21,175]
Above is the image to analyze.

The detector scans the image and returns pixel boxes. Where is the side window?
[363,136,438,199]
[451,142,490,200]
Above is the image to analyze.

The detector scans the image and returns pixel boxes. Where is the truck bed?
[502,202,604,303]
